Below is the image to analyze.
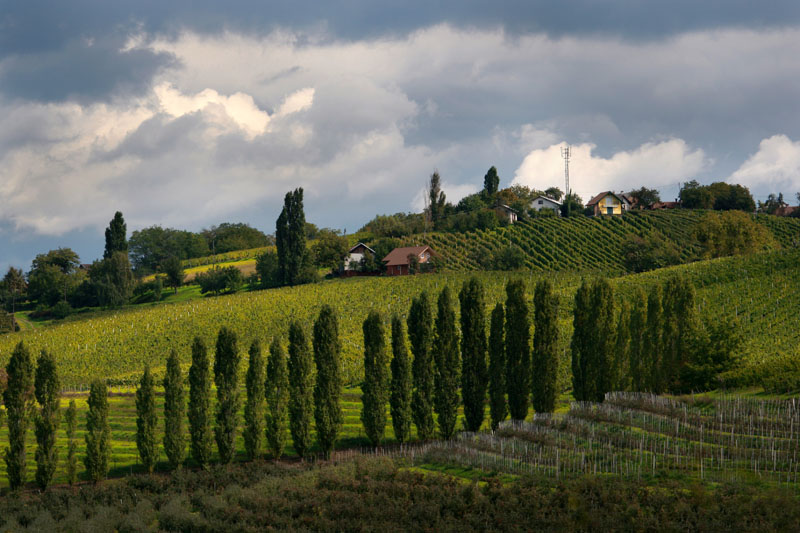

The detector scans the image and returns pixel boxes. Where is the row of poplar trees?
[2,341,104,490]
[359,276,561,447]
[571,274,708,403]
[134,304,345,471]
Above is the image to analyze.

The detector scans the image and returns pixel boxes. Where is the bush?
[195,266,243,295]
[492,245,526,270]
[52,301,73,320]
[758,349,800,394]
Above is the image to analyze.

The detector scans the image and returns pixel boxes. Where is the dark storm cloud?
[3,0,800,103]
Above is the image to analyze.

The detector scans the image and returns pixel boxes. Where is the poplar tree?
[361,311,389,447]
[587,278,615,402]
[188,337,212,468]
[313,305,342,459]
[408,292,435,439]
[136,365,158,473]
[288,321,313,458]
[84,380,110,483]
[505,280,530,420]
[244,340,266,460]
[571,280,591,401]
[460,277,487,432]
[433,287,460,440]
[34,349,60,490]
[645,284,664,393]
[662,276,699,392]
[265,337,289,458]
[164,349,186,469]
[532,280,559,413]
[628,288,648,392]
[104,211,128,258]
[65,400,78,485]
[389,315,412,443]
[214,326,241,464]
[613,301,631,392]
[488,303,507,430]
[4,341,34,490]
[276,188,308,286]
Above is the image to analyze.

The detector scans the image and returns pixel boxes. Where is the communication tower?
[561,145,571,195]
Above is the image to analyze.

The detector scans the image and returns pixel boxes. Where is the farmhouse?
[586,191,632,216]
[774,205,798,217]
[343,242,375,272]
[382,245,435,276]
[530,195,561,215]
[494,204,518,224]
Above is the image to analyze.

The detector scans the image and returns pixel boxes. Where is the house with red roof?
[382,245,436,276]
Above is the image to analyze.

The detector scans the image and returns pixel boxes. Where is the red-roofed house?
[382,245,436,276]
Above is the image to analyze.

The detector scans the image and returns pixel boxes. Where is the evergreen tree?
[571,280,592,401]
[389,315,412,444]
[313,305,343,459]
[163,349,186,469]
[288,321,313,458]
[276,188,308,286]
[505,280,530,420]
[628,289,648,392]
[244,340,266,460]
[3,341,34,490]
[613,301,631,392]
[65,400,78,485]
[34,349,60,490]
[361,311,389,447]
[532,280,559,413]
[488,303,507,430]
[84,380,110,483]
[408,292,435,439]
[483,166,500,196]
[265,337,289,458]
[104,211,128,259]
[135,365,158,473]
[459,277,488,432]
[433,287,460,440]
[645,284,664,393]
[188,337,212,468]
[214,326,241,464]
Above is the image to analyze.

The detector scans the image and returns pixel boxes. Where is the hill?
[398,210,800,273]
[1,249,797,390]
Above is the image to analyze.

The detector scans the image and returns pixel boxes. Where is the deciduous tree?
[313,305,342,459]
[433,287,460,439]
[460,278,487,432]
[389,315,412,443]
[361,311,389,446]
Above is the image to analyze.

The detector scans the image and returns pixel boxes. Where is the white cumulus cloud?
[727,135,800,197]
[512,139,708,199]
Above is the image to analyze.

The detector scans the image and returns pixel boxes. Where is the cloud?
[411,181,480,212]
[727,135,800,197]
[513,139,708,199]
[2,24,800,241]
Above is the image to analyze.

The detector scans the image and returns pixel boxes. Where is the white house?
[531,195,561,215]
[494,204,518,224]
[343,243,375,271]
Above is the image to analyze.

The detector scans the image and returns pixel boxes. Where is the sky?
[2,0,800,272]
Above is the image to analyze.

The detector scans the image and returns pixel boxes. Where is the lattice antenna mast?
[561,145,571,195]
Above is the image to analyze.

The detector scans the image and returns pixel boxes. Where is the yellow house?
[586,191,632,216]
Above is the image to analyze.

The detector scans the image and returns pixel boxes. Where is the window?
[606,207,614,215]
[538,200,543,205]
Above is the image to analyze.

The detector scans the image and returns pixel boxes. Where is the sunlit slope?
[402,210,800,273]
[0,249,797,389]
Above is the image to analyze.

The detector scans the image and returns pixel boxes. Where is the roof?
[382,246,434,266]
[494,203,518,213]
[586,191,630,206]
[348,242,375,254]
[650,201,681,210]
[531,195,562,206]
[774,206,799,217]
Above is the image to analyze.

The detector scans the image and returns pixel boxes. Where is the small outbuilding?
[530,195,561,215]
[494,204,518,224]
[343,242,376,272]
[382,245,436,276]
